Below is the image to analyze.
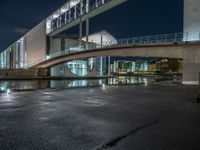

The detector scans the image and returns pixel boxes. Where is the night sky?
[0,0,183,51]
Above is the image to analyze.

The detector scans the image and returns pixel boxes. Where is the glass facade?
[0,37,25,69]
[49,56,108,77]
[111,60,149,75]
[0,48,10,69]
[17,38,25,68]
[0,0,122,72]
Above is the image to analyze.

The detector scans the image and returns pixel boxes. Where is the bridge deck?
[31,41,200,69]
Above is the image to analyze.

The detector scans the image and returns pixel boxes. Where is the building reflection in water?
[0,80,50,92]
[50,80,103,88]
[0,76,168,93]
[108,76,155,86]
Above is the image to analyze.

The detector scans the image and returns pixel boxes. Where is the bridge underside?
[32,43,200,85]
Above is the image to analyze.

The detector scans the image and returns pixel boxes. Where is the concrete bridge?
[31,41,200,85]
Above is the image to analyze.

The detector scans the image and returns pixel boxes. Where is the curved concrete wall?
[50,60,97,77]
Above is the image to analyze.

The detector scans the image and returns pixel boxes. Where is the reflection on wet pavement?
[0,76,181,93]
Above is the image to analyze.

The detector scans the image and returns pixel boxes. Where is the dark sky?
[0,0,183,51]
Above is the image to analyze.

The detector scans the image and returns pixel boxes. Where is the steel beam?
[48,0,127,36]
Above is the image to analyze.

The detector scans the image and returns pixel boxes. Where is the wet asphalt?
[0,84,200,150]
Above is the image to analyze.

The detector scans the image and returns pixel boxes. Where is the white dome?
[82,30,117,46]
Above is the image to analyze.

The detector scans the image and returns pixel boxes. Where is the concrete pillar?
[184,0,200,41]
[182,47,200,85]
[89,59,97,77]
[51,64,64,77]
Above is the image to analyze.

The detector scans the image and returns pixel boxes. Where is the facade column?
[74,5,77,19]
[108,56,111,76]
[86,0,90,49]
[100,57,103,76]
[79,18,83,46]
[65,11,67,24]
[182,45,200,85]
[79,0,83,46]
[86,18,90,49]
[86,0,90,13]
[95,0,98,7]
[68,2,71,22]
[100,34,103,46]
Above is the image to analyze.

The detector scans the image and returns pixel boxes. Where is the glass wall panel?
[0,53,3,68]
[67,58,94,76]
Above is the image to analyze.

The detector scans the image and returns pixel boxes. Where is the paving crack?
[96,120,159,150]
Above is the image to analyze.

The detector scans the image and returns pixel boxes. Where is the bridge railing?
[51,32,200,56]
[28,32,200,68]
[116,32,199,46]
[48,42,106,59]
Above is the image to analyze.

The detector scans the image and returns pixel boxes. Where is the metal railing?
[48,32,200,57]
[117,32,200,46]
[26,31,200,68]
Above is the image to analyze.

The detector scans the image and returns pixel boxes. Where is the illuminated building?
[110,58,182,75]
[0,0,126,78]
[111,60,148,75]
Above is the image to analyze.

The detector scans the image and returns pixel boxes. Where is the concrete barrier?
[0,69,47,77]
